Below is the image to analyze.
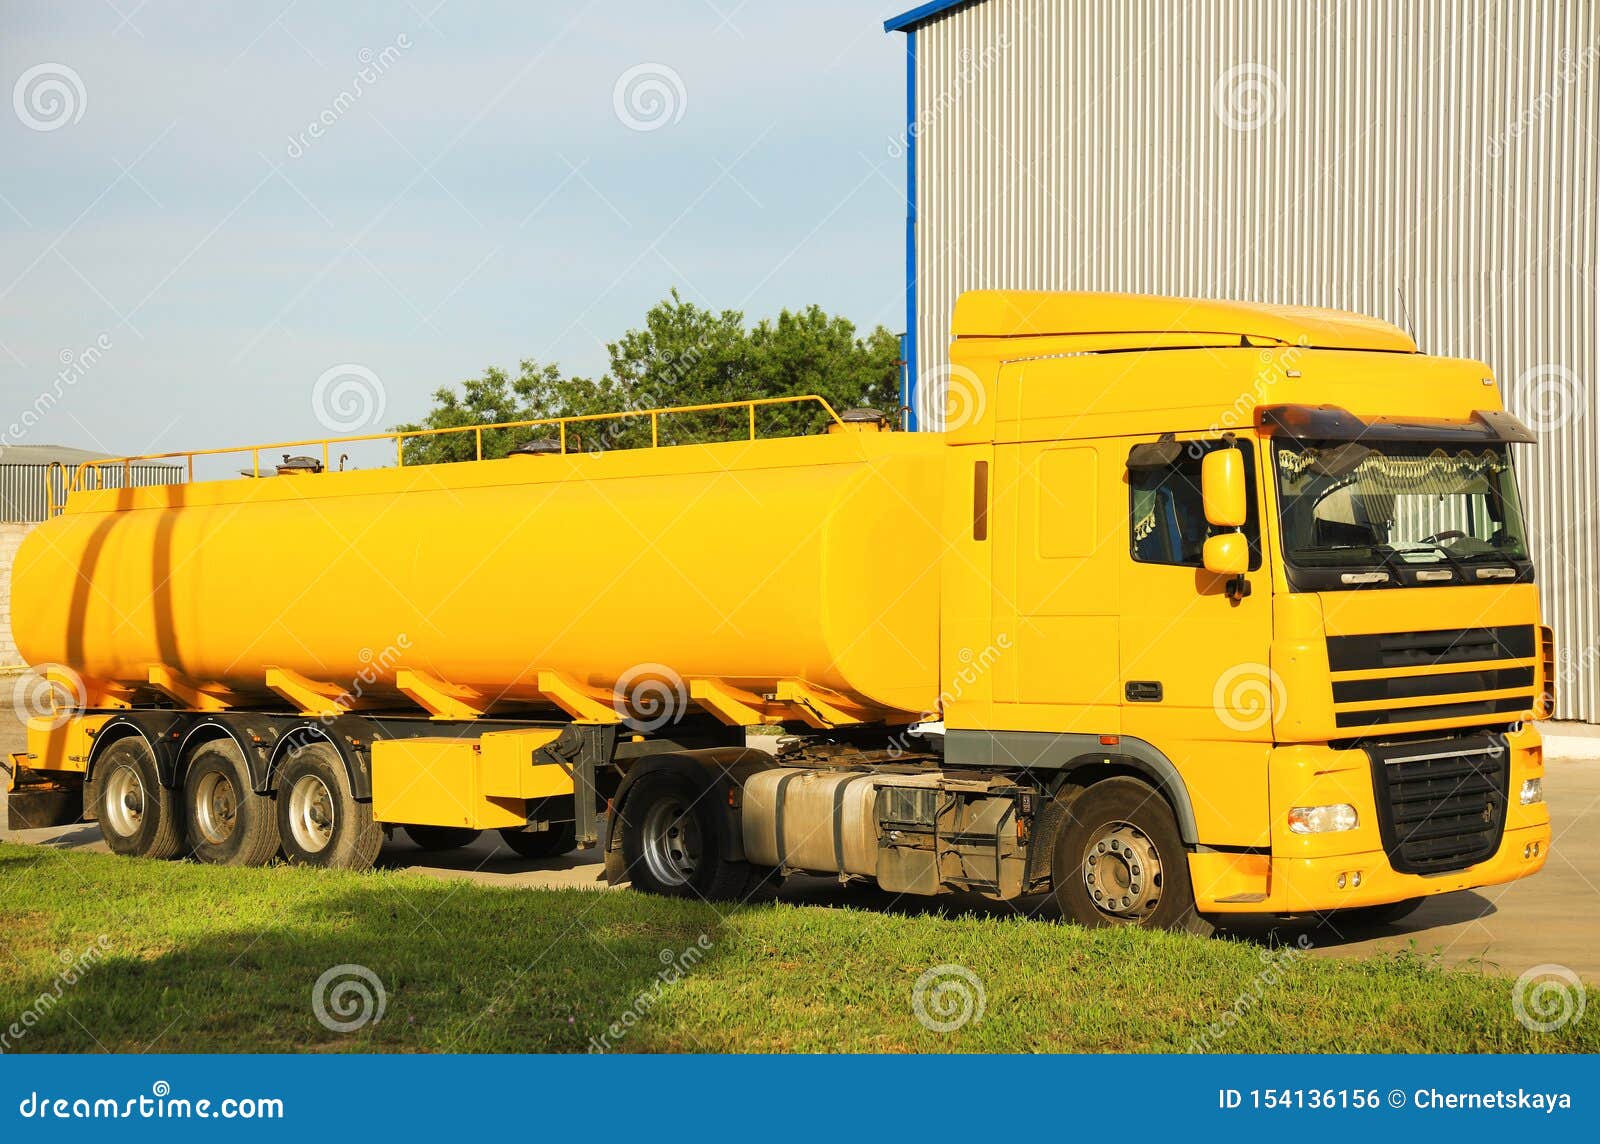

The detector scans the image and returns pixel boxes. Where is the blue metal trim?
[902,29,919,430]
[883,0,978,33]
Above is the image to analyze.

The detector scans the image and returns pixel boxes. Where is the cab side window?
[1130,440,1261,569]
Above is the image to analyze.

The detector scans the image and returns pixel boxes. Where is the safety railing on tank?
[47,394,847,517]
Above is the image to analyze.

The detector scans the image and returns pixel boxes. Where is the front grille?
[1327,625,1537,730]
[1367,734,1509,874]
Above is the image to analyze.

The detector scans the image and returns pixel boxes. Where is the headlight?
[1288,804,1359,834]
[1520,778,1544,806]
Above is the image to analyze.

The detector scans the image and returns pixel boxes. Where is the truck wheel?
[94,737,184,860]
[275,743,382,870]
[1052,778,1212,936]
[183,740,280,867]
[498,823,576,859]
[619,770,756,901]
[404,825,482,851]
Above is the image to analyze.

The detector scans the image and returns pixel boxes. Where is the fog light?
[1289,804,1359,834]
[1519,778,1544,806]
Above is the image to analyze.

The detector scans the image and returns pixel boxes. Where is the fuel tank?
[13,430,946,723]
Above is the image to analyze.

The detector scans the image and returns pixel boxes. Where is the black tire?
[498,823,577,859]
[183,740,280,867]
[274,742,382,870]
[1329,897,1425,929]
[1052,778,1213,935]
[404,825,482,851]
[617,770,758,901]
[93,736,184,860]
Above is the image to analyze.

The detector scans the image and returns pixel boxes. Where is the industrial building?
[886,0,1598,719]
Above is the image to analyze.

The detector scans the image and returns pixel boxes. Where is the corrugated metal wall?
[911,0,1599,720]
[0,464,185,523]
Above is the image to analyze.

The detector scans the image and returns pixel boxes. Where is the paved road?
[4,709,1597,980]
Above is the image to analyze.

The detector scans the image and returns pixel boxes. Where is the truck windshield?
[1275,441,1530,572]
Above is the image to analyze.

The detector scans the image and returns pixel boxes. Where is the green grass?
[0,842,1593,1054]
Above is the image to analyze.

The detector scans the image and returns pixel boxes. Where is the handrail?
[55,394,846,511]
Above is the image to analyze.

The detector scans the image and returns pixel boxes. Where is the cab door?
[989,439,1124,735]
[1117,435,1274,847]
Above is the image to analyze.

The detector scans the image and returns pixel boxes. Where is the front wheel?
[1052,778,1213,935]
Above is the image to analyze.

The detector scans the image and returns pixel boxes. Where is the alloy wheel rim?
[640,797,700,887]
[287,774,336,853]
[193,769,239,845]
[103,763,145,838]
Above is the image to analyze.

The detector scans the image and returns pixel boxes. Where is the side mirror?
[1201,448,1248,528]
[1203,533,1249,577]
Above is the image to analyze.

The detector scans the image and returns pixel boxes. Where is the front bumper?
[1190,724,1549,914]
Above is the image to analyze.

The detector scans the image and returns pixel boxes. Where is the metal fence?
[0,463,186,523]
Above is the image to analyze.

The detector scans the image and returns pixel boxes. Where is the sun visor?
[1256,404,1536,445]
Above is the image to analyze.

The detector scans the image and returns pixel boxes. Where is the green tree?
[395,293,902,464]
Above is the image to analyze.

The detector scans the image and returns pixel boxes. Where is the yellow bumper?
[1191,725,1550,914]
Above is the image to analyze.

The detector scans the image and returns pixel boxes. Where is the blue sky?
[0,0,908,459]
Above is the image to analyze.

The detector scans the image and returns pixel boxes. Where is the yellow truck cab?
[6,290,1552,934]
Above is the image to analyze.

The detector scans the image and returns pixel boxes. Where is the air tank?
[12,430,946,724]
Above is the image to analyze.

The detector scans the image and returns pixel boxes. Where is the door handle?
[1125,681,1164,703]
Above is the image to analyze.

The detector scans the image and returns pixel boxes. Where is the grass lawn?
[0,842,1593,1053]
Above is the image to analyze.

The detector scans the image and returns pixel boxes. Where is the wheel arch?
[264,719,372,801]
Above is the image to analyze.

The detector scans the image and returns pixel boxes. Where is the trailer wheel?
[403,826,482,851]
[619,770,756,901]
[275,743,382,870]
[498,823,576,859]
[1052,778,1213,936]
[94,737,184,860]
[183,740,280,867]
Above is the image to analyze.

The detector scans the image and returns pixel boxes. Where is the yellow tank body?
[13,430,946,724]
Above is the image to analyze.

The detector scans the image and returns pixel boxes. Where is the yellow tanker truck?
[6,290,1554,932]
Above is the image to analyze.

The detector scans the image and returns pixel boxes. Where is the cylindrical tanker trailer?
[5,291,1556,935]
